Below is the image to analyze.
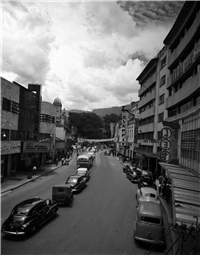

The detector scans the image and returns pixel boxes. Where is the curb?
[1,157,73,195]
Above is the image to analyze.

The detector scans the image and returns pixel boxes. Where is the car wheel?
[29,222,37,234]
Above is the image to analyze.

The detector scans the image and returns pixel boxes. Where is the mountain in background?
[69,103,134,117]
[92,106,122,117]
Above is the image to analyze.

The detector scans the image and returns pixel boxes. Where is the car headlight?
[22,222,30,229]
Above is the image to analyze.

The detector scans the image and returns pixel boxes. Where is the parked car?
[76,168,90,181]
[126,167,138,183]
[134,201,165,248]
[66,175,87,192]
[52,184,74,206]
[136,187,160,204]
[138,173,156,189]
[1,197,58,236]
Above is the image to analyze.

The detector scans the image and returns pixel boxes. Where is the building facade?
[1,77,21,179]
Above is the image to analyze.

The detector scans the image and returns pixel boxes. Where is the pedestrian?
[55,157,58,166]
[164,185,171,204]
[61,157,65,165]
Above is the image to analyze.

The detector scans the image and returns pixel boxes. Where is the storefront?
[1,141,21,179]
[22,141,52,169]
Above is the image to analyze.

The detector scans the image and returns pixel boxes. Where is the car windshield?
[140,216,160,224]
[13,205,30,216]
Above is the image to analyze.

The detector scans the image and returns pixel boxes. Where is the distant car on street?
[1,197,58,236]
[136,187,160,204]
[125,167,138,183]
[76,167,90,181]
[52,184,74,206]
[138,173,156,189]
[66,175,87,192]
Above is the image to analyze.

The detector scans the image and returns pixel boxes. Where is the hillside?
[69,103,134,117]
[92,106,122,117]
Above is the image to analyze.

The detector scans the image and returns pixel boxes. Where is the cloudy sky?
[2,1,184,111]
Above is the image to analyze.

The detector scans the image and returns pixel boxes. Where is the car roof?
[77,168,88,171]
[68,175,81,179]
[14,198,43,210]
[139,201,162,217]
[141,187,157,195]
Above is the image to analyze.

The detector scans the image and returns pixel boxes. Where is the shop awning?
[159,162,200,227]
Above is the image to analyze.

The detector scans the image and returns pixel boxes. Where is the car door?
[79,176,85,189]
[36,202,48,224]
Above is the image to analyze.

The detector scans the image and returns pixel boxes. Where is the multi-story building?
[40,101,57,164]
[53,97,72,159]
[158,1,200,230]
[162,1,200,175]
[1,77,20,179]
[136,58,158,172]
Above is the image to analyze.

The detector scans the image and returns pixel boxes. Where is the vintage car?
[66,175,87,192]
[126,167,138,183]
[76,168,90,181]
[1,197,58,236]
[138,173,156,190]
[134,201,165,248]
[136,187,160,204]
[52,184,74,206]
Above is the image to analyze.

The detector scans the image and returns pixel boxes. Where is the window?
[159,94,165,105]
[140,216,160,224]
[11,101,19,114]
[2,98,11,111]
[160,75,166,87]
[161,57,166,69]
[158,113,164,123]
[11,130,20,140]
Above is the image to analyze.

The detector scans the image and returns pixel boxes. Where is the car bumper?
[134,236,165,245]
[2,230,26,235]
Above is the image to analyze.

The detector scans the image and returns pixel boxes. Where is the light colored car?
[136,187,160,204]
[76,168,90,181]
[134,201,165,248]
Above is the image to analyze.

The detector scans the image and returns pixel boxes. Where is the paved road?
[1,152,169,255]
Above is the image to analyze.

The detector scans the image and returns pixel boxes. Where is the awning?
[159,162,200,227]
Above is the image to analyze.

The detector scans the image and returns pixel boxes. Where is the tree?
[102,113,121,139]
[69,112,103,139]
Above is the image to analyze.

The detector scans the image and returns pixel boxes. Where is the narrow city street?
[1,152,170,255]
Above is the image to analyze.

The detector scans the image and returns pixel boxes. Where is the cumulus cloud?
[2,1,183,111]
[2,1,55,85]
[118,1,184,28]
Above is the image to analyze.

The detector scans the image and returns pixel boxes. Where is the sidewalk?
[1,159,72,195]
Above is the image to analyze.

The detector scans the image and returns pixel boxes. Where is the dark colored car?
[52,184,74,206]
[66,175,87,192]
[126,168,138,183]
[138,174,156,190]
[1,197,58,236]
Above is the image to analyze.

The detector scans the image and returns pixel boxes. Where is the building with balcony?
[159,1,200,229]
[163,1,200,175]
[136,58,158,171]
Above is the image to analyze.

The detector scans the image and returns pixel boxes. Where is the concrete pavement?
[1,159,71,195]
[1,154,177,254]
